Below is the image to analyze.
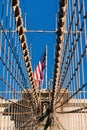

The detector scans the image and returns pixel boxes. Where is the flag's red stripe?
[33,49,46,88]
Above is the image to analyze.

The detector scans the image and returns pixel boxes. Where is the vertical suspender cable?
[46,45,48,89]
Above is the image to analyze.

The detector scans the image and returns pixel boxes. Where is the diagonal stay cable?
[55,105,87,114]
[55,82,87,109]
[11,0,39,106]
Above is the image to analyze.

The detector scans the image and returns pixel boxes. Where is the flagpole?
[46,45,47,89]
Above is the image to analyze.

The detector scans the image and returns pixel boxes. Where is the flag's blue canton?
[40,49,46,69]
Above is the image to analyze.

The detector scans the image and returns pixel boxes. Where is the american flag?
[33,49,46,88]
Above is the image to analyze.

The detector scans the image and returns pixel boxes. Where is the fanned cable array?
[52,0,87,129]
[0,0,40,129]
[0,0,87,130]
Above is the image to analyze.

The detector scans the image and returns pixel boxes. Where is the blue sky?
[20,0,58,80]
[0,0,58,96]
